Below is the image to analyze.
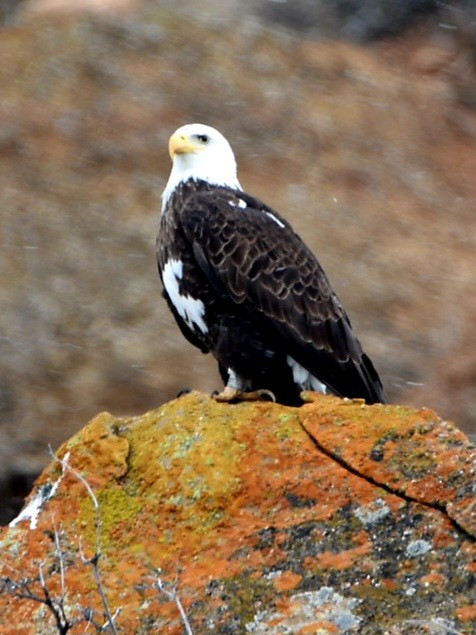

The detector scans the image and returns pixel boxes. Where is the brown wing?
[179,186,383,402]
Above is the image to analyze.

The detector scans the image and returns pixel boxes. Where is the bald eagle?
[157,123,384,405]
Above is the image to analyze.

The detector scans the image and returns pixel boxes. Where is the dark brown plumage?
[157,124,384,405]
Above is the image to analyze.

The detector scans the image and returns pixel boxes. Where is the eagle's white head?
[162,123,242,210]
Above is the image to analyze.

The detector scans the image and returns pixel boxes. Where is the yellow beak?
[168,132,197,160]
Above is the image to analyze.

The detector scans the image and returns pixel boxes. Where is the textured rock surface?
[1,392,475,634]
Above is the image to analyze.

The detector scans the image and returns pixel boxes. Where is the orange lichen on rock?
[419,571,447,587]
[300,392,476,536]
[457,605,476,622]
[318,541,372,570]
[273,570,303,592]
[296,621,339,634]
[0,392,475,634]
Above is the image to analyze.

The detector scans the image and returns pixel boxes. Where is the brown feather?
[157,179,384,404]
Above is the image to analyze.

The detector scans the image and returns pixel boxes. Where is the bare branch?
[48,447,119,635]
[52,518,66,602]
[155,575,194,635]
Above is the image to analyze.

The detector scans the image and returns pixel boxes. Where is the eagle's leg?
[214,369,276,403]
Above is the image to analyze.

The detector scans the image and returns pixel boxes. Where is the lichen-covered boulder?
[0,392,475,634]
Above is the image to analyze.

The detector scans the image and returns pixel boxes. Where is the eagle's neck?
[161,155,242,212]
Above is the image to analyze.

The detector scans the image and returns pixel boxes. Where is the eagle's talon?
[213,386,240,402]
[176,388,192,398]
[256,389,276,403]
[213,387,276,404]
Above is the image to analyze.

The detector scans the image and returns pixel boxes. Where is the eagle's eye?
[196,134,210,144]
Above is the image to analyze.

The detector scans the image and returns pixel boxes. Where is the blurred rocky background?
[0,0,475,523]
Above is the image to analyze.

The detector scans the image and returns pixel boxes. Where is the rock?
[1,392,475,634]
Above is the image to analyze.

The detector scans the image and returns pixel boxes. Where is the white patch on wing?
[237,198,247,209]
[228,200,237,207]
[286,356,327,393]
[162,259,208,334]
[265,211,285,228]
